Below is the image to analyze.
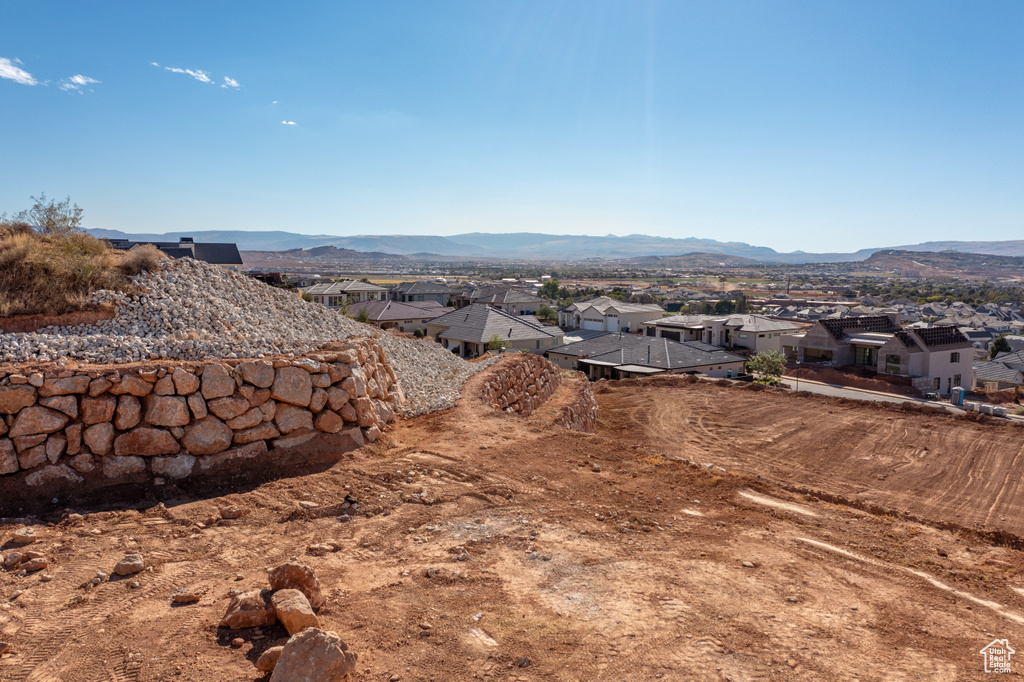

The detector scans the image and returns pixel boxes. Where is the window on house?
[933,377,941,390]
[739,333,747,338]
[758,334,765,338]
[954,374,961,387]
[885,354,901,374]
[950,352,960,362]
[536,340,541,349]
[854,346,877,366]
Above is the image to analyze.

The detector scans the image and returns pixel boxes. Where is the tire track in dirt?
[602,381,1024,537]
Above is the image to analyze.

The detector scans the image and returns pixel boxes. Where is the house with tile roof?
[546,332,746,380]
[388,281,455,305]
[347,300,453,334]
[303,280,389,307]
[470,288,548,316]
[558,296,665,333]
[784,316,974,394]
[641,314,800,353]
[973,360,1024,390]
[425,304,564,358]
[106,237,242,266]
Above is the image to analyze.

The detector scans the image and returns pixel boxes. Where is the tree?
[487,334,506,351]
[537,304,556,322]
[11,193,84,236]
[714,299,736,314]
[413,327,425,338]
[539,278,559,299]
[747,350,785,385]
[354,307,370,323]
[990,335,1011,359]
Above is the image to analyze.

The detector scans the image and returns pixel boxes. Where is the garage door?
[582,319,604,331]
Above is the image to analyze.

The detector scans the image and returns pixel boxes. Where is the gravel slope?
[0,258,494,416]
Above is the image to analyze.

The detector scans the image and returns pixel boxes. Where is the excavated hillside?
[2,368,1024,680]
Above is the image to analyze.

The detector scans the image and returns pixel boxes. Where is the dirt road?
[2,369,1024,681]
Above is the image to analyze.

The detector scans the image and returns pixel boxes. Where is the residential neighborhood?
[274,268,1024,395]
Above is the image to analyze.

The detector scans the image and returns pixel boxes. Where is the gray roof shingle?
[549,333,745,371]
[428,304,560,344]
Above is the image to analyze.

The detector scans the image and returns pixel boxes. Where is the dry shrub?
[0,223,139,317]
[120,243,163,276]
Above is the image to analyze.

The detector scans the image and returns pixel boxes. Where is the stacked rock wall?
[554,372,599,433]
[480,354,563,416]
[0,338,397,493]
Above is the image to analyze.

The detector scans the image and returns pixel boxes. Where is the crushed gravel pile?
[0,258,495,416]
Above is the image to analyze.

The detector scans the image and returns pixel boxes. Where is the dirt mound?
[786,364,921,396]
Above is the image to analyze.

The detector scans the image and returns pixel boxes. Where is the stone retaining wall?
[480,354,563,416]
[554,372,599,433]
[0,338,398,498]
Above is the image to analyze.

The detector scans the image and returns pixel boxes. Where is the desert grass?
[0,222,156,317]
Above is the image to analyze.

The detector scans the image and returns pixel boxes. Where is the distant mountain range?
[86,229,1024,264]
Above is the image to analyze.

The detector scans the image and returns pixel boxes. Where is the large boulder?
[271,589,320,635]
[38,375,90,397]
[180,417,232,455]
[108,375,153,397]
[114,427,180,456]
[172,368,200,395]
[0,439,17,475]
[274,404,314,435]
[84,422,115,456]
[325,387,350,412]
[0,386,37,414]
[237,360,275,388]
[143,395,191,427]
[267,562,324,609]
[271,367,312,407]
[187,392,208,420]
[255,646,285,673]
[201,364,236,400]
[115,395,142,430]
[353,398,376,428]
[102,456,146,478]
[313,410,344,434]
[151,454,195,479]
[208,396,249,420]
[225,408,262,430]
[269,628,356,682]
[65,422,82,455]
[80,395,116,424]
[232,422,281,444]
[9,407,70,438]
[309,388,328,413]
[39,395,78,419]
[17,444,47,469]
[219,590,277,629]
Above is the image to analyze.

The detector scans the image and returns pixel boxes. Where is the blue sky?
[1,1,1022,253]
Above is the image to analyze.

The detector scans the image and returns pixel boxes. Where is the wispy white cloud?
[272,100,278,104]
[59,74,100,93]
[221,76,240,89]
[282,120,296,125]
[165,66,212,83]
[0,57,38,85]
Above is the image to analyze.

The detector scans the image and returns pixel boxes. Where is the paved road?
[779,377,965,412]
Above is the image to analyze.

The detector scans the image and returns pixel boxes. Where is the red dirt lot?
[2,369,1024,681]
